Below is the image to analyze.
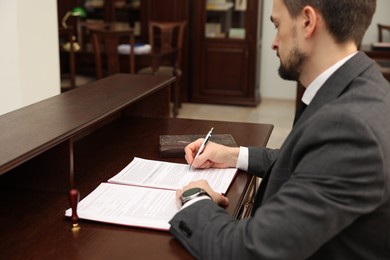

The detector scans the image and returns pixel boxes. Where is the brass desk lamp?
[62,7,87,52]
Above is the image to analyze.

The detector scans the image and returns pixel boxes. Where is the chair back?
[378,24,390,42]
[148,21,186,69]
[89,25,135,79]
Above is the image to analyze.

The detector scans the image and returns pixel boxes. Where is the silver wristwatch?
[180,187,211,205]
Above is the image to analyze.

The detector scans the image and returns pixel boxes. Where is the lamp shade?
[71,7,87,18]
[62,7,87,28]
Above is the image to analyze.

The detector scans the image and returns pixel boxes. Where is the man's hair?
[282,0,376,45]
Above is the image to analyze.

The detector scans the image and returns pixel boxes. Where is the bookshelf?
[191,0,263,105]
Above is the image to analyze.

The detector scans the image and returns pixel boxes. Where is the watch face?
[182,187,202,197]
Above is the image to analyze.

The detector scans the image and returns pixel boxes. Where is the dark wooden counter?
[0,117,273,259]
[0,74,174,176]
[0,75,273,259]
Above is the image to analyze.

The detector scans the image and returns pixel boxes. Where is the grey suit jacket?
[169,52,390,260]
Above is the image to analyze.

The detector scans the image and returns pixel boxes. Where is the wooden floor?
[177,99,295,148]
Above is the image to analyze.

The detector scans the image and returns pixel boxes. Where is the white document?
[66,157,237,231]
[108,157,237,194]
[65,183,177,231]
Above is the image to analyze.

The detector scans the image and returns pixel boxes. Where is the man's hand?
[176,180,229,207]
[184,139,240,169]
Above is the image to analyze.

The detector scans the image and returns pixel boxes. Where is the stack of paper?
[65,157,237,231]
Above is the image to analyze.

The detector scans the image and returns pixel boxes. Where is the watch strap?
[181,196,212,209]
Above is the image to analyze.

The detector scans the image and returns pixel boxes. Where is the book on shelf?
[206,2,234,11]
[65,157,237,231]
[159,134,237,157]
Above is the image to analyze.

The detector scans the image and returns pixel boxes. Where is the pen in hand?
[190,127,214,170]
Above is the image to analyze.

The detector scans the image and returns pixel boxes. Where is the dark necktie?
[293,100,307,126]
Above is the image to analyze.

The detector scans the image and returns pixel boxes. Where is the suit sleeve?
[247,147,279,178]
[169,108,386,259]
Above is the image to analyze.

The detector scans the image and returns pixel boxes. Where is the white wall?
[362,0,390,44]
[260,0,390,100]
[0,0,60,115]
[260,1,296,100]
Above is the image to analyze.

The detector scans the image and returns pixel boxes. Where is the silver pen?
[190,127,214,170]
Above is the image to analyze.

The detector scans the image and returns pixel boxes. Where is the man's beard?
[278,46,306,81]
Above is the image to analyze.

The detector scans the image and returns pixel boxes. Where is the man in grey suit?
[169,0,390,259]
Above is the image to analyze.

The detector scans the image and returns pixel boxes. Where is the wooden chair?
[378,24,390,42]
[138,21,187,117]
[89,25,136,79]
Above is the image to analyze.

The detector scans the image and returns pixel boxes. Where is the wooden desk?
[361,44,390,60]
[361,44,390,81]
[0,75,273,259]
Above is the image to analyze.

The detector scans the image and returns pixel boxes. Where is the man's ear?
[301,6,318,38]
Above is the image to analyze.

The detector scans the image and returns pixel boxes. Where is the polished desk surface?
[0,117,273,259]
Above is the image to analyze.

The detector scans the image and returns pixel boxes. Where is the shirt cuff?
[236,146,249,171]
[180,196,212,210]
